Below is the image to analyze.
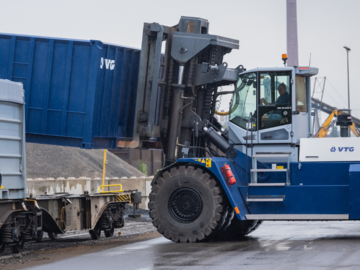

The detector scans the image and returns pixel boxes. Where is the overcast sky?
[1,0,359,118]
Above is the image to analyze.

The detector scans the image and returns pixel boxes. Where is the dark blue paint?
[244,185,349,214]
[290,162,352,185]
[178,148,360,220]
[349,164,360,219]
[0,33,140,148]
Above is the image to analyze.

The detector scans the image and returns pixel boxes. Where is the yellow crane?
[315,109,360,138]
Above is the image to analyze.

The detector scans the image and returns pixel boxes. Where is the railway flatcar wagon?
[0,80,139,254]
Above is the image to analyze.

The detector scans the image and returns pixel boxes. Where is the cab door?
[228,71,259,144]
[257,69,294,144]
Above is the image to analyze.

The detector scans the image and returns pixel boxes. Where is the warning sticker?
[206,158,211,168]
[193,158,211,168]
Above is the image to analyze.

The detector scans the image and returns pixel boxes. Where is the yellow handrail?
[214,103,238,116]
[102,149,107,192]
[98,184,124,194]
[215,110,229,116]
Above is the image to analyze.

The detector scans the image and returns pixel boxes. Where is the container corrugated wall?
[0,79,26,199]
[0,33,140,149]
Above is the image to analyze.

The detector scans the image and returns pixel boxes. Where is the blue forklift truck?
[134,17,360,243]
[0,15,359,249]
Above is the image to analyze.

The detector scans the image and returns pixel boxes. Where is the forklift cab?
[228,66,318,145]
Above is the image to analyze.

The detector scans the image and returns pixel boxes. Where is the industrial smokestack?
[286,0,299,66]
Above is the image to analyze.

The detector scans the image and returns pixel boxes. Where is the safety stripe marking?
[115,195,130,202]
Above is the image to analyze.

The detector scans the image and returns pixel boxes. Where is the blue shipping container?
[0,33,140,149]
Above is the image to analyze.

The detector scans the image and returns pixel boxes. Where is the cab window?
[229,72,257,130]
[295,75,306,112]
[259,71,292,129]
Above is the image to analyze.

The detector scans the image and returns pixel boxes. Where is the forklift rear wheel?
[221,218,262,240]
[208,206,235,240]
[149,165,226,243]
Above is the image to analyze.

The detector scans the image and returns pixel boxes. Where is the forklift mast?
[130,16,241,163]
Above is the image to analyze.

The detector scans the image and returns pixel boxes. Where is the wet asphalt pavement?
[23,221,360,270]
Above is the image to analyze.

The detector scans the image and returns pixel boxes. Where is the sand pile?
[26,143,145,179]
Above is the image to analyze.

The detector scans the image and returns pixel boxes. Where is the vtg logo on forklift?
[100,57,115,70]
[330,147,354,152]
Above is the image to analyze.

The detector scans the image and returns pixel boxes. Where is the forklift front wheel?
[149,165,226,243]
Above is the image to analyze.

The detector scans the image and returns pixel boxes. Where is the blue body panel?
[0,33,140,149]
[349,164,360,219]
[178,149,360,220]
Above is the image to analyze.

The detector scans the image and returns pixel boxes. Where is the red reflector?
[299,67,309,70]
[221,165,236,185]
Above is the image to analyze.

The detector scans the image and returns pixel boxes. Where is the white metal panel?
[292,112,309,143]
[299,137,360,162]
[0,80,26,199]
[0,79,24,104]
[228,122,258,144]
[258,124,292,144]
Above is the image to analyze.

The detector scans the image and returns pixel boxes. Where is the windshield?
[229,72,257,130]
[258,71,292,129]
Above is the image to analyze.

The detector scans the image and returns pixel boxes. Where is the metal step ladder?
[247,153,291,203]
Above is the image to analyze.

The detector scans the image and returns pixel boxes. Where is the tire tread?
[149,165,226,243]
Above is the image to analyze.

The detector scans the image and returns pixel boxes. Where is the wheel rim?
[169,187,202,223]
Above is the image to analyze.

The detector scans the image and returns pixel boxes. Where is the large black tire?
[219,218,262,240]
[207,206,234,241]
[148,165,226,243]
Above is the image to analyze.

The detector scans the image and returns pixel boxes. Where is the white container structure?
[0,80,26,199]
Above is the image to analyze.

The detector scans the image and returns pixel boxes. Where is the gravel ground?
[26,143,145,179]
[0,207,154,269]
